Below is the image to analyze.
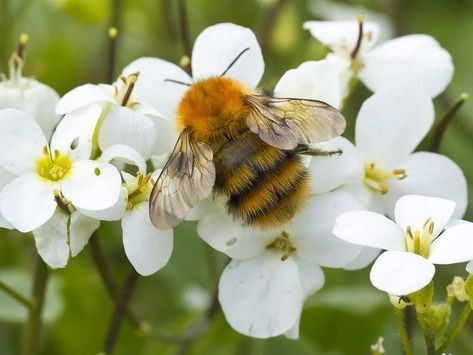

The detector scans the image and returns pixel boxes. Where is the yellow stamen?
[35,150,72,182]
[266,231,297,261]
[364,162,407,194]
[405,219,435,258]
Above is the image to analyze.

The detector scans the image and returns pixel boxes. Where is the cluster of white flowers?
[0,20,472,341]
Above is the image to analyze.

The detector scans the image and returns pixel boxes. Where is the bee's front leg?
[295,145,343,157]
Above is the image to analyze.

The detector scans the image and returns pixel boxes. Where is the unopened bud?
[412,282,434,314]
[447,276,469,302]
[389,295,412,309]
[19,33,29,45]
[108,27,118,39]
[179,55,190,68]
[426,303,451,332]
[370,337,385,355]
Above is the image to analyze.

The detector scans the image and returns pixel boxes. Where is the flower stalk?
[394,308,413,355]
[436,303,471,354]
[0,279,34,309]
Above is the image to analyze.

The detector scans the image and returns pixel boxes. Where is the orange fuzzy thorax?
[176,77,253,144]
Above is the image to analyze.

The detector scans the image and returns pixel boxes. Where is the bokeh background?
[0,0,472,354]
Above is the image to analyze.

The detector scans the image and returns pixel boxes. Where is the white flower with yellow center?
[333,195,473,295]
[0,107,122,235]
[0,35,61,140]
[310,87,467,220]
[55,72,166,160]
[0,166,14,229]
[79,144,174,276]
[197,191,364,339]
[304,18,453,98]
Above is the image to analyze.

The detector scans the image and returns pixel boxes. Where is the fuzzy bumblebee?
[150,50,346,230]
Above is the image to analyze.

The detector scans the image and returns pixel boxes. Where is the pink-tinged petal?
[55,84,112,114]
[61,161,121,211]
[370,250,435,295]
[218,253,302,338]
[355,87,434,164]
[33,209,69,268]
[0,174,57,232]
[333,210,405,251]
[360,35,453,98]
[0,109,48,175]
[192,23,264,88]
[394,195,455,239]
[122,57,192,119]
[122,202,173,276]
[429,224,473,264]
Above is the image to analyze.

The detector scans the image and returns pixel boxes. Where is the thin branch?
[436,304,471,354]
[103,269,139,354]
[177,0,191,69]
[395,308,413,355]
[22,254,49,355]
[107,0,122,83]
[430,93,469,153]
[258,0,288,55]
[417,312,435,355]
[160,0,177,40]
[0,279,34,309]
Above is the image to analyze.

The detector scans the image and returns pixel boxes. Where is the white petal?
[55,84,112,114]
[122,202,173,276]
[360,35,453,98]
[325,53,352,100]
[69,211,100,257]
[192,23,264,88]
[338,183,385,215]
[466,260,473,274]
[274,60,341,109]
[355,87,434,164]
[33,210,69,268]
[309,137,363,194]
[122,57,192,119]
[284,259,325,340]
[303,21,380,55]
[218,253,302,338]
[0,108,47,175]
[333,210,405,250]
[197,208,269,259]
[185,198,216,221]
[99,105,158,160]
[50,104,102,161]
[343,247,380,271]
[61,161,121,211]
[0,78,61,140]
[429,224,473,264]
[386,152,467,219]
[0,174,57,232]
[394,195,455,239]
[78,187,127,221]
[99,144,147,175]
[0,167,14,229]
[292,192,364,268]
[370,250,435,295]
[151,115,179,157]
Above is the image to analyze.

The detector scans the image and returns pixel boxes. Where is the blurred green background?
[0,0,472,354]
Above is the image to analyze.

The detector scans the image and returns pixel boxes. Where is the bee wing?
[245,95,346,150]
[149,129,216,229]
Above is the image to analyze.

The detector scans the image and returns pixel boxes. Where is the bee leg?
[296,146,343,157]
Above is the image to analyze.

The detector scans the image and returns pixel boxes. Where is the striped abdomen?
[213,129,310,228]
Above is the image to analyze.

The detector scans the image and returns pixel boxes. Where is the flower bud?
[426,303,451,332]
[447,276,469,302]
[412,282,434,314]
[370,337,385,355]
[389,294,412,309]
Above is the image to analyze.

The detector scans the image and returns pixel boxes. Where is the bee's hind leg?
[295,145,343,157]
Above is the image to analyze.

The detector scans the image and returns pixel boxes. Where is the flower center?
[363,162,406,194]
[127,173,153,209]
[113,72,139,108]
[405,218,435,258]
[266,231,297,261]
[35,148,72,182]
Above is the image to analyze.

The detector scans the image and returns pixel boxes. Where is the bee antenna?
[165,78,192,86]
[220,47,250,77]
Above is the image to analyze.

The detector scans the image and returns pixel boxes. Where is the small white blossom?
[333,195,473,295]
[197,191,363,338]
[0,107,121,235]
[304,19,453,98]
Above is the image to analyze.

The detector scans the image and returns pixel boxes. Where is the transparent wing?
[149,129,215,229]
[245,95,346,150]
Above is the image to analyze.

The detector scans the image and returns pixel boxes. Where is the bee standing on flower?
[149,47,346,229]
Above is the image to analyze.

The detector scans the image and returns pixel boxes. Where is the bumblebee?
[150,48,346,230]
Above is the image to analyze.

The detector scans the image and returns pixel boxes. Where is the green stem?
[436,304,471,354]
[395,308,413,355]
[22,254,49,355]
[0,279,34,309]
[417,312,435,355]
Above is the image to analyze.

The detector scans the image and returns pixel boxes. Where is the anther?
[350,14,364,59]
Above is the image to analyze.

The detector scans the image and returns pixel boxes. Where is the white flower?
[198,191,364,338]
[0,166,14,229]
[309,87,467,221]
[0,107,122,235]
[80,144,173,276]
[55,73,165,160]
[304,19,453,98]
[333,195,473,295]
